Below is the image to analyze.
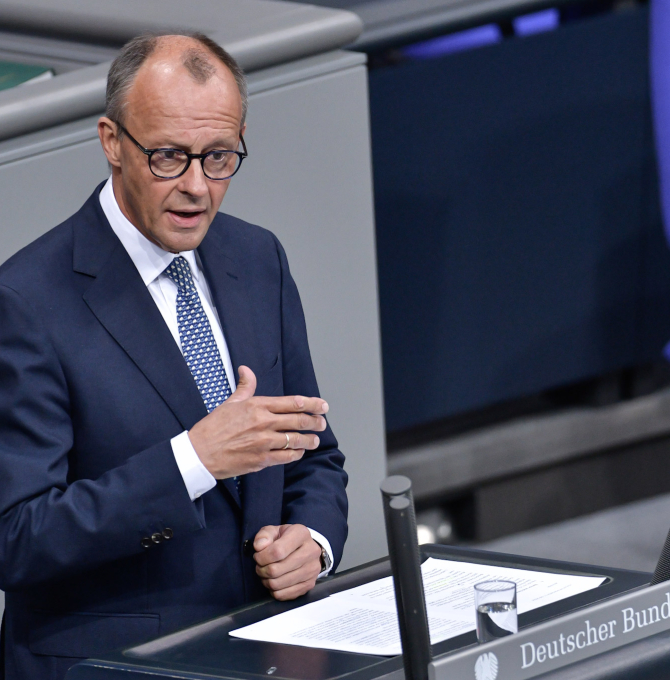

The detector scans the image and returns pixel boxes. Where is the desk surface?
[66,544,649,680]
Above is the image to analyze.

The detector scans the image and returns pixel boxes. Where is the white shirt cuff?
[308,528,334,578]
[171,430,217,501]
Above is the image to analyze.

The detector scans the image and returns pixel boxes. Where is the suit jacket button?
[151,532,163,544]
[243,539,254,557]
[141,537,152,548]
[162,528,174,540]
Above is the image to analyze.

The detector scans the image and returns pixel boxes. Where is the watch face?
[320,547,332,572]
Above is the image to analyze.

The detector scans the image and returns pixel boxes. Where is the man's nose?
[178,158,209,197]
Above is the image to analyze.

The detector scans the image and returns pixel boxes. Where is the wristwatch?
[319,544,332,574]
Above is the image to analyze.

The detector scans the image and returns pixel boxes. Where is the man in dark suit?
[0,32,347,680]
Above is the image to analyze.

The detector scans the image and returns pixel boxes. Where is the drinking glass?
[474,580,518,643]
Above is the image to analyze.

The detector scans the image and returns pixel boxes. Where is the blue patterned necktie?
[163,256,240,493]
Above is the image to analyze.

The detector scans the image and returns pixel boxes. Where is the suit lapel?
[198,227,267,507]
[82,237,209,432]
[197,230,262,386]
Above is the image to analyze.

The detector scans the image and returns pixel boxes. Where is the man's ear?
[98,117,122,168]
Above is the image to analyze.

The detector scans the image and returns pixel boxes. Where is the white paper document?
[229,557,606,656]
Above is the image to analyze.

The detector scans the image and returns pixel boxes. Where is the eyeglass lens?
[150,149,241,179]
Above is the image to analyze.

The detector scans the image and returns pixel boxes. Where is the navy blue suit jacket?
[0,185,348,680]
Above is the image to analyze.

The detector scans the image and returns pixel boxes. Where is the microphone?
[380,475,432,680]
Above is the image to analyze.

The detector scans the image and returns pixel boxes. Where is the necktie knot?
[164,256,196,294]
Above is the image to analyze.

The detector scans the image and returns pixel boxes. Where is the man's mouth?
[167,209,206,226]
[170,209,205,218]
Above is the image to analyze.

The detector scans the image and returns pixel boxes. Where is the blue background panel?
[371,7,670,432]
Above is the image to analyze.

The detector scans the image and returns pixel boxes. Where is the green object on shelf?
[0,61,53,91]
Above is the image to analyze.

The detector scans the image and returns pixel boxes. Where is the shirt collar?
[98,176,201,286]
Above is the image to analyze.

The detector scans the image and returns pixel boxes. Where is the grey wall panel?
[223,62,387,571]
[0,136,108,258]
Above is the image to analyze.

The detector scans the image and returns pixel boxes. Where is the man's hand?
[253,524,323,600]
[188,366,328,479]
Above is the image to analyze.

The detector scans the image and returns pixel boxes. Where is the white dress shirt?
[99,177,333,574]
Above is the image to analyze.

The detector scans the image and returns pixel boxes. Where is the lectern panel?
[66,545,649,680]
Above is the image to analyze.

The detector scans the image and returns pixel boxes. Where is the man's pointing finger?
[263,395,329,415]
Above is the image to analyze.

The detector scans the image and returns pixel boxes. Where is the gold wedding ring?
[282,433,290,450]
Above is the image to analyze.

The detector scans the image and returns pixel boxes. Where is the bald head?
[123,36,244,141]
[147,35,218,84]
[106,32,247,128]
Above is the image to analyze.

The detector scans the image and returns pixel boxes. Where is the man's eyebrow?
[205,139,239,151]
[159,138,239,151]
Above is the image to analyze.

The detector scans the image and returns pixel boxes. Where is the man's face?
[98,40,244,253]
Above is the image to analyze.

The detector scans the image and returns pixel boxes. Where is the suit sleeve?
[271,238,349,569]
[0,284,204,591]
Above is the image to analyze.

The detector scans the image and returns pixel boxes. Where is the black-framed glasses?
[116,123,247,180]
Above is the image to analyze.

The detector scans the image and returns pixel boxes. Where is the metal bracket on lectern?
[380,475,432,680]
[652,527,670,584]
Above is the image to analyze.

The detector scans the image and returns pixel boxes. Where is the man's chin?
[158,220,211,253]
